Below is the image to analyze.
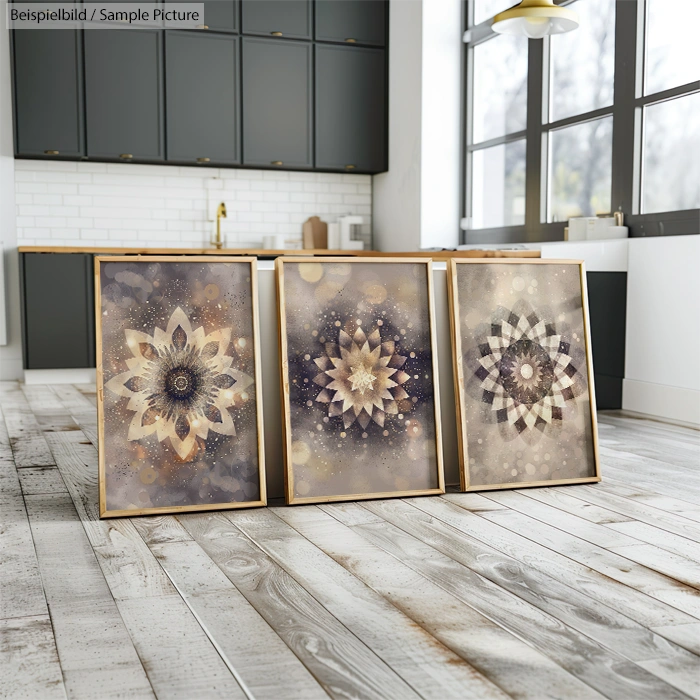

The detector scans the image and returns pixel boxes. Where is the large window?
[463,0,700,241]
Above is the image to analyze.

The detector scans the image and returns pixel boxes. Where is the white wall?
[16,161,372,248]
[373,0,462,251]
[0,1,24,380]
[624,235,700,426]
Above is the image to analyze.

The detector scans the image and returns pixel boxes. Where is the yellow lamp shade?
[493,0,579,38]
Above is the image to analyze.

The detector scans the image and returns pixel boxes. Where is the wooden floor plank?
[0,385,55,468]
[179,511,426,700]
[441,492,699,629]
[24,493,154,699]
[0,407,51,622]
[592,477,700,523]
[372,498,700,700]
[479,506,700,621]
[39,428,250,698]
[17,466,68,496]
[232,507,514,700]
[131,515,193,546]
[151,539,328,700]
[276,504,605,700]
[115,595,247,699]
[536,484,700,543]
[487,490,700,589]
[50,384,96,414]
[0,615,66,700]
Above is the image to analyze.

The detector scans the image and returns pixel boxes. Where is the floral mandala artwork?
[475,307,582,440]
[106,306,253,459]
[313,327,411,430]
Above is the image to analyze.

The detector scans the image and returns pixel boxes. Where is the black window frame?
[462,0,700,244]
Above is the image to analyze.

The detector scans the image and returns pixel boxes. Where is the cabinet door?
[166,32,239,164]
[242,38,312,168]
[21,254,95,370]
[166,1,239,32]
[315,45,386,173]
[241,0,311,39]
[12,29,84,157]
[85,29,164,161]
[315,0,387,47]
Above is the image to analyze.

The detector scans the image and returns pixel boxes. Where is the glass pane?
[645,0,700,95]
[471,140,526,229]
[548,117,613,222]
[642,92,700,213]
[550,0,615,122]
[473,34,528,143]
[474,0,514,26]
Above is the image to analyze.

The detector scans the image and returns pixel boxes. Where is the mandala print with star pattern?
[106,306,254,460]
[473,301,588,446]
[280,259,443,504]
[312,327,411,430]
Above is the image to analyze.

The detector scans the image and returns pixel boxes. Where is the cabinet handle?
[197,157,211,163]
[271,160,283,166]
[345,164,356,170]
[44,150,59,155]
[345,38,357,43]
[119,153,133,160]
[270,31,283,36]
[197,24,209,29]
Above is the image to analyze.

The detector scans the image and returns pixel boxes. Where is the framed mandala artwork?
[447,259,600,491]
[96,256,266,518]
[277,258,445,504]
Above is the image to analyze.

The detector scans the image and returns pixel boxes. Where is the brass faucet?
[212,202,227,249]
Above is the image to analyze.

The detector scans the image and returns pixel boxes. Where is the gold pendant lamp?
[492,0,579,38]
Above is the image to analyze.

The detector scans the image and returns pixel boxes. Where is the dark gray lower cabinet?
[84,29,164,161]
[12,29,84,158]
[241,0,312,39]
[166,32,240,165]
[21,254,95,370]
[315,0,387,46]
[242,38,312,168]
[315,44,386,173]
[587,272,627,410]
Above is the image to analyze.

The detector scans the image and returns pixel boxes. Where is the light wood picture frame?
[96,256,266,518]
[277,257,445,505]
[447,258,600,491]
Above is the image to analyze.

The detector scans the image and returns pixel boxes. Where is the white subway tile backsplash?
[15,161,373,248]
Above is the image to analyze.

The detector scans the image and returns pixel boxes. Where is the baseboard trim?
[622,378,700,428]
[24,368,96,385]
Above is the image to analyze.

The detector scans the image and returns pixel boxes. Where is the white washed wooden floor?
[2,382,700,700]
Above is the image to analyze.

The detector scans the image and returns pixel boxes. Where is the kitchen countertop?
[18,246,540,258]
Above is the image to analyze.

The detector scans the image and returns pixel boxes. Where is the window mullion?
[611,0,642,216]
[525,38,546,240]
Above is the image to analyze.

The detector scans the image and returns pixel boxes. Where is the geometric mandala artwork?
[97,257,265,518]
[448,260,600,491]
[475,304,585,444]
[278,258,444,505]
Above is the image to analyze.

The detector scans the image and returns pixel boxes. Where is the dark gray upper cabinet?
[242,38,312,168]
[12,29,84,158]
[315,45,386,173]
[166,1,239,32]
[84,29,164,161]
[315,0,387,47]
[21,253,95,370]
[166,32,240,165]
[241,0,311,39]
